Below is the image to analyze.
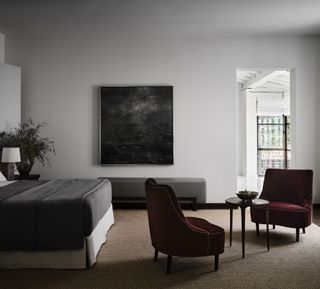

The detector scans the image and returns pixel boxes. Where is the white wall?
[5,33,320,202]
[316,39,320,203]
[0,63,21,131]
[0,33,4,62]
[0,33,21,132]
[0,33,21,136]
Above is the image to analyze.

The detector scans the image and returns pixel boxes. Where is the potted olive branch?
[0,118,55,177]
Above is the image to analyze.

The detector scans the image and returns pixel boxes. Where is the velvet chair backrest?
[260,169,313,206]
[145,178,186,252]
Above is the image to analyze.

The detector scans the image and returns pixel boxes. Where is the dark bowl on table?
[236,191,259,200]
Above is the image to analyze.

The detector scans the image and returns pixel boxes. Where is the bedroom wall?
[4,33,320,202]
[0,63,21,131]
[0,32,21,131]
[316,38,320,203]
[0,33,4,62]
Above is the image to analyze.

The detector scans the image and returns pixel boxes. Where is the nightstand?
[14,174,40,180]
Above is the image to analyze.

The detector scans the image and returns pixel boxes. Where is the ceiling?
[237,70,290,93]
[237,69,290,115]
[0,0,320,37]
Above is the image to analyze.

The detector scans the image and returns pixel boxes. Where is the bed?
[0,177,114,269]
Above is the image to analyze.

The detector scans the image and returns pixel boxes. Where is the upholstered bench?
[100,177,206,210]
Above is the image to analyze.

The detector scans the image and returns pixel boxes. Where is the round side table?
[225,197,270,258]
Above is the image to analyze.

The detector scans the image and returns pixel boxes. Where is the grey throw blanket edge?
[0,178,110,251]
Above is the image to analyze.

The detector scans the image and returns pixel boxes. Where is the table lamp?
[1,147,21,181]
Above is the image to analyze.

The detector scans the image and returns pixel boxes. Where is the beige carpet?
[1,209,320,289]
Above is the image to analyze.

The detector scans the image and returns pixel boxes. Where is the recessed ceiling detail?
[237,70,290,93]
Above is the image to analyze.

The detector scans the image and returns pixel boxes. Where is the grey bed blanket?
[0,179,111,251]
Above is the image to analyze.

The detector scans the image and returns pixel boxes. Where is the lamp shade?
[1,147,21,163]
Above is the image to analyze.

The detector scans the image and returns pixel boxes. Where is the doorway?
[236,69,292,191]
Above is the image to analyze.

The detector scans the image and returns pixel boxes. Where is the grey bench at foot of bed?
[99,177,206,211]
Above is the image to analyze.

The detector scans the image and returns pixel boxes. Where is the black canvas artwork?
[100,86,173,164]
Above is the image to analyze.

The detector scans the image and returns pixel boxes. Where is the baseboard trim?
[112,202,233,210]
[112,202,320,210]
[112,203,198,210]
[112,203,147,210]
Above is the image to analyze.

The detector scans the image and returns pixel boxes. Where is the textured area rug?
[0,209,320,289]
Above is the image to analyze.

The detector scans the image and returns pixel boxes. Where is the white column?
[246,92,258,190]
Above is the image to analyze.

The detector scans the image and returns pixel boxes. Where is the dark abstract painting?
[100,86,173,164]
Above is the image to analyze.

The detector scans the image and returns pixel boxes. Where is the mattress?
[0,179,112,250]
[0,178,114,268]
[0,204,114,269]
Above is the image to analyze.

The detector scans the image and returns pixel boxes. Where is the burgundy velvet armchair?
[145,178,224,274]
[251,169,313,242]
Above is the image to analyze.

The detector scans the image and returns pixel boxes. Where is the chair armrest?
[303,194,313,209]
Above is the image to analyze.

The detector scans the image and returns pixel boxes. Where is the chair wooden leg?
[302,228,306,234]
[214,254,219,271]
[296,228,300,242]
[154,249,158,262]
[166,255,172,274]
[256,223,260,236]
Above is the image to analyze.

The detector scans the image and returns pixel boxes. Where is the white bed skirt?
[0,204,114,269]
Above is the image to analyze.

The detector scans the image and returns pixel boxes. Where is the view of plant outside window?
[257,115,290,175]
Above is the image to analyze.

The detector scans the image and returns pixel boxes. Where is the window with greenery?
[257,115,290,176]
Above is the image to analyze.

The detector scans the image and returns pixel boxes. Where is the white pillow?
[0,170,6,182]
